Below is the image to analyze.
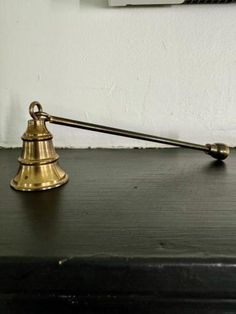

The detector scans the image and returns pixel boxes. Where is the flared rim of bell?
[10,172,69,192]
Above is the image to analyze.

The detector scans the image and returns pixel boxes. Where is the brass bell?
[10,103,68,191]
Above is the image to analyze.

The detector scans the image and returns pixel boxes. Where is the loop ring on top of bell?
[29,101,51,121]
[29,101,43,120]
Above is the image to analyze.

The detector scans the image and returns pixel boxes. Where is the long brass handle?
[30,102,230,161]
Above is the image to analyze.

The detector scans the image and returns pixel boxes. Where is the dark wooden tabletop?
[1,148,236,312]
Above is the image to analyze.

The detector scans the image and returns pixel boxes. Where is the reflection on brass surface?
[10,101,230,192]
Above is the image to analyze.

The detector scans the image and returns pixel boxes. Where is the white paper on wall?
[108,0,184,5]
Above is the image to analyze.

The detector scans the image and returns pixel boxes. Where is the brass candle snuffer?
[10,101,230,192]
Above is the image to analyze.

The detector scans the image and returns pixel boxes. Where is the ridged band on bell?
[10,119,68,191]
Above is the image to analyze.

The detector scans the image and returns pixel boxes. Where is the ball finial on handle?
[206,143,230,161]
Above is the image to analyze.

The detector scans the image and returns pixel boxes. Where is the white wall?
[0,0,236,148]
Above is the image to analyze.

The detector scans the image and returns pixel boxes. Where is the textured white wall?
[0,0,236,148]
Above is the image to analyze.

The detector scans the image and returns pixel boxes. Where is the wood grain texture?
[2,148,236,309]
[1,148,236,258]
